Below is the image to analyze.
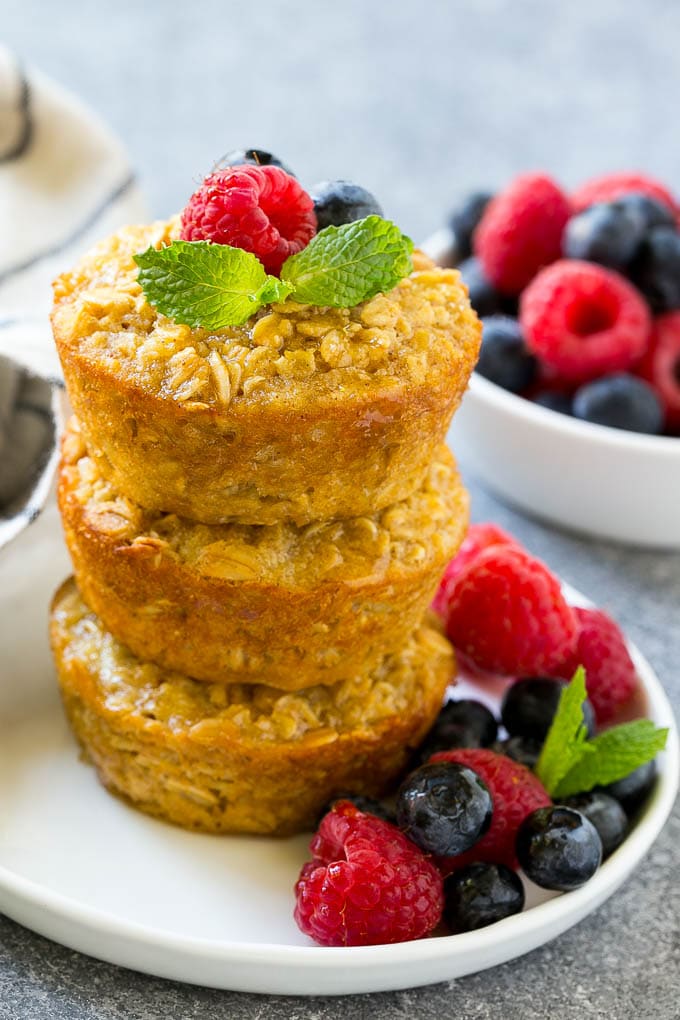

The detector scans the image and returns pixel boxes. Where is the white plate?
[0,500,677,996]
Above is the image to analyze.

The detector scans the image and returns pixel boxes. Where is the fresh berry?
[180,165,316,275]
[458,257,506,317]
[630,226,680,313]
[638,312,680,431]
[214,148,295,176]
[474,173,571,294]
[310,180,383,230]
[438,700,499,747]
[492,736,543,770]
[563,201,646,270]
[324,794,395,825]
[431,749,551,871]
[571,173,678,218]
[604,760,657,815]
[445,546,578,676]
[449,192,494,261]
[532,390,574,415]
[618,192,677,231]
[476,316,538,393]
[520,260,651,384]
[560,791,628,858]
[416,699,498,762]
[573,373,663,434]
[396,762,493,857]
[294,802,443,946]
[501,677,596,742]
[558,607,639,725]
[444,863,525,933]
[431,522,520,619]
[516,806,602,891]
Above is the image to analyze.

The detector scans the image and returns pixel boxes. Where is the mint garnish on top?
[536,666,668,798]
[280,216,414,307]
[134,215,414,329]
[134,242,292,330]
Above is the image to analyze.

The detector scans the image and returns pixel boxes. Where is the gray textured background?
[2,1,680,1016]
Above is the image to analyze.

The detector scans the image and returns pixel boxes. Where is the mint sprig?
[536,666,668,798]
[134,216,414,330]
[280,215,414,307]
[553,720,668,799]
[134,241,292,329]
[535,667,594,794]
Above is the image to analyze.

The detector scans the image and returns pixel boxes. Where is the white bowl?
[423,231,680,549]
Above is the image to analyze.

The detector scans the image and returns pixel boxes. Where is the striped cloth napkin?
[0,44,146,548]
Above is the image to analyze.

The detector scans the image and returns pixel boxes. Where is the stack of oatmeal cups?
[49,217,481,836]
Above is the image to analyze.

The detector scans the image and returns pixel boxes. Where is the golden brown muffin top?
[52,579,454,746]
[52,218,481,411]
[61,420,468,587]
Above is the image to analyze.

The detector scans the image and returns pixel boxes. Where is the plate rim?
[0,582,677,993]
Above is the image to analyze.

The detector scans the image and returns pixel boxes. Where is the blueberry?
[396,762,493,856]
[448,191,494,261]
[458,257,505,318]
[630,225,680,312]
[414,726,476,765]
[618,192,676,232]
[604,759,657,815]
[215,148,295,176]
[564,201,647,270]
[516,806,602,891]
[476,316,537,393]
[501,678,596,743]
[573,373,663,434]
[532,391,574,415]
[444,862,525,933]
[324,794,396,825]
[437,699,499,746]
[310,181,383,230]
[561,791,628,858]
[415,699,498,763]
[492,736,543,770]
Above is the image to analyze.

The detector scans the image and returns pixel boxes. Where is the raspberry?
[430,749,551,871]
[571,172,678,218]
[445,546,578,676]
[294,802,443,946]
[558,607,638,725]
[638,312,680,431]
[180,165,316,275]
[431,523,520,619]
[520,260,651,383]
[474,173,571,294]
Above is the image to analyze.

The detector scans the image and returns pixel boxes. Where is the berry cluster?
[450,171,680,435]
[180,148,383,275]
[293,524,658,949]
[436,523,639,725]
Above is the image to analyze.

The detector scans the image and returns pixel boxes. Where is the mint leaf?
[536,667,594,794]
[280,215,414,307]
[134,241,292,329]
[535,665,668,799]
[553,721,668,798]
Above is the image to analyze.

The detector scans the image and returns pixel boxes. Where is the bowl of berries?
[425,171,680,548]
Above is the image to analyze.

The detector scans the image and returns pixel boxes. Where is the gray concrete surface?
[2,1,680,1016]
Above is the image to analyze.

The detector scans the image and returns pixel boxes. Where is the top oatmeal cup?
[52,218,481,526]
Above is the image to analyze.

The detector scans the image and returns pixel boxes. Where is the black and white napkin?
[0,44,146,549]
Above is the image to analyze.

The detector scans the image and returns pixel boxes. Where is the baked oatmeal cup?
[50,579,454,836]
[59,419,468,689]
[52,220,481,526]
